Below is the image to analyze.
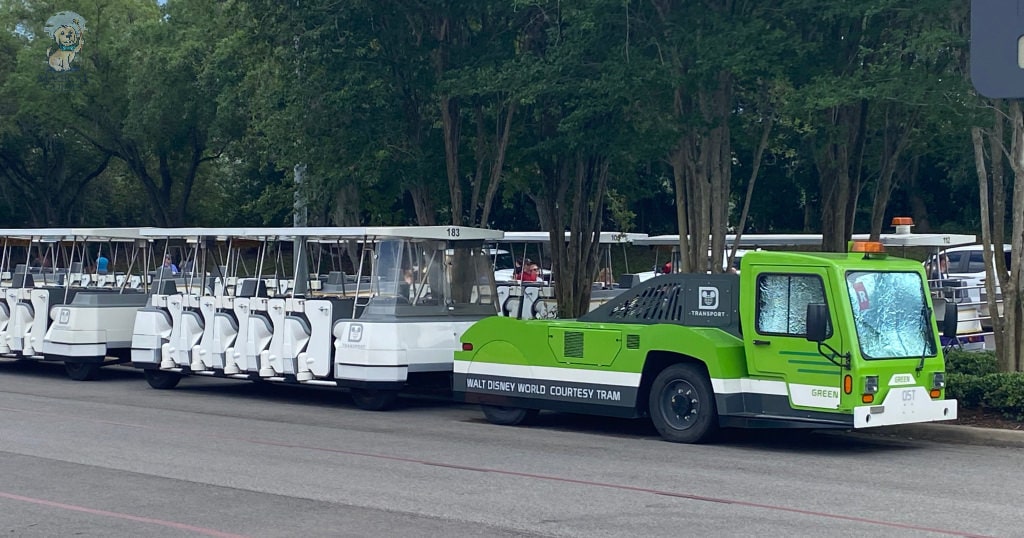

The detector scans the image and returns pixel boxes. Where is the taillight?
[462,343,473,351]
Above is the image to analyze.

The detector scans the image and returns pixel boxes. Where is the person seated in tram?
[520,262,540,282]
[160,254,179,274]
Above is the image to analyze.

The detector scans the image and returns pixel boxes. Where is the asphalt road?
[0,360,1020,538]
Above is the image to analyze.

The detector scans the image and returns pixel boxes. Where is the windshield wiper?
[916,305,932,373]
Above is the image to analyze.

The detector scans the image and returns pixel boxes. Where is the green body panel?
[456,248,955,429]
[458,317,748,379]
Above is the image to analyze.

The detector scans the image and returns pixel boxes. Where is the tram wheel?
[144,369,182,390]
[480,405,539,426]
[349,388,399,411]
[64,361,101,381]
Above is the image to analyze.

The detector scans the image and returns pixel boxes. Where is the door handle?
[753,339,771,346]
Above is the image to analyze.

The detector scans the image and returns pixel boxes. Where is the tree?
[0,123,111,225]
[509,0,656,317]
[970,102,1023,372]
[0,0,122,225]
[80,0,239,226]
[636,0,795,271]
[782,0,968,249]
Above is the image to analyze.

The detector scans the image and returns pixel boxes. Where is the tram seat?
[11,272,33,288]
[329,297,365,319]
[237,278,269,298]
[152,280,178,296]
[322,271,347,294]
[618,274,642,289]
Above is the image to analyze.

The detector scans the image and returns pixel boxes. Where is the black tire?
[144,369,182,390]
[481,405,540,426]
[350,388,400,411]
[64,361,101,381]
[648,363,718,443]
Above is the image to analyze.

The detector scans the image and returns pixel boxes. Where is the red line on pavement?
[0,405,995,538]
[246,437,996,538]
[0,491,248,538]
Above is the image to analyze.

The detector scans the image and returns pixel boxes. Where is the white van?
[939,244,1013,283]
[927,244,1012,348]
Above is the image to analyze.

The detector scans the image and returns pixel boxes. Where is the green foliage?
[946,350,1024,421]
[0,0,1005,240]
[947,371,1024,422]
[986,374,1024,421]
[946,373,997,408]
[944,350,1000,377]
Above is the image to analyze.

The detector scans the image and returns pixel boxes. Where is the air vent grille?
[607,282,684,321]
[564,331,584,358]
[626,334,640,349]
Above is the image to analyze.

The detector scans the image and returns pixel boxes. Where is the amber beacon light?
[891,216,914,234]
[849,241,886,254]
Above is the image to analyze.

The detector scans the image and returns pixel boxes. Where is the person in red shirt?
[520,263,540,282]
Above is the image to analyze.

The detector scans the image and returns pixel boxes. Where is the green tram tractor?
[454,242,958,443]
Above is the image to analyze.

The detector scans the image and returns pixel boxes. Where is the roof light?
[850,241,886,253]
[891,216,914,235]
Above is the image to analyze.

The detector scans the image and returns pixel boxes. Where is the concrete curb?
[856,421,1024,448]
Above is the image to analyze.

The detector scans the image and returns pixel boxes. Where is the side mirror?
[942,301,959,339]
[806,303,829,343]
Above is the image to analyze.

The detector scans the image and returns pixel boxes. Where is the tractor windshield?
[845,271,937,359]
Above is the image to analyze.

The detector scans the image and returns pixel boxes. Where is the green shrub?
[943,350,999,376]
[946,373,989,408]
[983,373,1024,421]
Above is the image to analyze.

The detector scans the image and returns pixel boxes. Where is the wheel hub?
[663,380,699,430]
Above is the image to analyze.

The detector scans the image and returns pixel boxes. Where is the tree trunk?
[971,101,1023,372]
[729,115,773,266]
[869,106,917,239]
[331,182,363,271]
[409,182,437,226]
[440,95,464,225]
[993,103,1024,371]
[669,72,732,273]
[905,156,931,231]
[815,102,867,252]
[478,101,516,227]
[537,154,609,318]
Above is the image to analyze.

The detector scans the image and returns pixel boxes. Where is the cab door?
[743,267,847,411]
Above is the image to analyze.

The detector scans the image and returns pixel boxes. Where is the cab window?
[945,251,965,273]
[967,251,986,273]
[755,273,829,337]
